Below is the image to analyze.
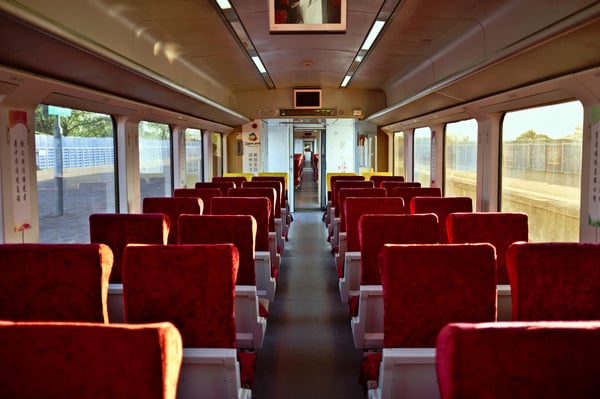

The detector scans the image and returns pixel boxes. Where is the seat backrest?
[211,196,271,252]
[213,175,247,188]
[257,172,288,188]
[410,196,472,243]
[380,243,496,348]
[337,187,387,234]
[143,197,203,244]
[194,181,235,196]
[243,181,282,218]
[359,214,438,285]
[506,242,600,321]
[344,197,406,252]
[328,174,363,200]
[447,212,528,284]
[333,180,375,217]
[178,214,257,286]
[381,181,421,191]
[252,175,287,203]
[123,243,239,348]
[227,187,277,231]
[437,321,600,399]
[388,186,439,209]
[173,187,221,214]
[0,320,182,399]
[369,175,405,188]
[0,243,113,323]
[89,213,169,283]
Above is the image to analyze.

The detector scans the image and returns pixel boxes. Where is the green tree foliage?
[35,105,113,137]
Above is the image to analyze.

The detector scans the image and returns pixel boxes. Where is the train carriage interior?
[1,0,600,398]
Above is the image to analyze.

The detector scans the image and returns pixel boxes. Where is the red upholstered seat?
[0,243,113,323]
[381,243,497,348]
[123,244,256,389]
[0,321,182,399]
[410,196,472,243]
[143,197,203,244]
[506,242,600,321]
[89,213,169,283]
[228,187,277,231]
[388,186,440,211]
[178,215,257,286]
[173,187,221,214]
[369,175,405,188]
[437,321,600,399]
[337,187,387,235]
[243,181,283,218]
[447,212,528,284]
[332,180,374,218]
[361,243,497,392]
[359,214,439,285]
[194,181,235,196]
[213,175,247,187]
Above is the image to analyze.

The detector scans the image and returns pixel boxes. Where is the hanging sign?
[9,110,32,232]
[243,121,261,175]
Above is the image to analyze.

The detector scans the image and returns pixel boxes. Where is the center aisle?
[252,170,365,398]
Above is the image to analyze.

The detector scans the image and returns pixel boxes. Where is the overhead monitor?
[294,89,322,109]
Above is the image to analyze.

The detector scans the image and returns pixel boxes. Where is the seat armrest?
[339,251,361,302]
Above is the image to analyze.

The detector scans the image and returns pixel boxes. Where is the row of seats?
[323,173,600,398]
[0,173,290,398]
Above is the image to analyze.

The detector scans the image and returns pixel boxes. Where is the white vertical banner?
[9,110,32,232]
[243,120,261,175]
[589,105,600,227]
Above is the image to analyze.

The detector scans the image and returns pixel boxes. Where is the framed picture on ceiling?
[269,0,347,33]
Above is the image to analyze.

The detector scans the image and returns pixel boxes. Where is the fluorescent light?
[216,0,232,10]
[341,75,352,87]
[362,20,385,50]
[252,56,267,74]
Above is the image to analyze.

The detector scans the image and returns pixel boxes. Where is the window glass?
[501,101,583,241]
[445,119,477,203]
[413,127,431,186]
[185,128,203,186]
[139,121,172,198]
[35,105,116,243]
[393,131,405,178]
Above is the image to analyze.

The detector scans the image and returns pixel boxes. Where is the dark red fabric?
[359,352,382,388]
[243,181,283,218]
[227,187,277,232]
[447,212,528,284]
[344,197,406,252]
[388,187,440,211]
[506,242,600,321]
[0,321,182,399]
[143,197,203,244]
[436,321,600,399]
[0,243,113,323]
[359,214,439,285]
[178,214,257,286]
[123,244,239,349]
[173,188,221,214]
[410,196,472,243]
[337,188,386,233]
[213,176,247,187]
[333,181,374,217]
[237,350,257,390]
[380,243,496,348]
[89,213,168,283]
[211,197,271,252]
[252,176,287,202]
[369,175,405,188]
[195,181,235,196]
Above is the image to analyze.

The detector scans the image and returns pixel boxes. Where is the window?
[35,105,116,243]
[393,132,405,178]
[185,128,203,186]
[501,101,583,241]
[445,119,477,203]
[413,127,431,186]
[139,121,172,198]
